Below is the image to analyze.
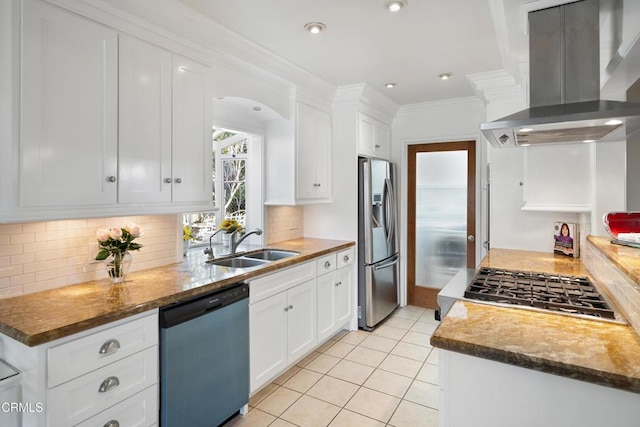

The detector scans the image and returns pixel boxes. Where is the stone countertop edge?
[430,247,640,395]
[0,238,355,347]
[587,235,640,284]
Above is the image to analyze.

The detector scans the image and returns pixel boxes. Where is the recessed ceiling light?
[519,127,534,132]
[606,119,623,126]
[439,72,453,80]
[583,139,595,143]
[253,106,262,112]
[385,83,396,88]
[384,0,407,12]
[304,22,326,34]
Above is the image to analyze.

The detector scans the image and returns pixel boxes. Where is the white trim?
[399,97,483,114]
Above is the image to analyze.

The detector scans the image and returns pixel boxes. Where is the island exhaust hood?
[481,0,640,148]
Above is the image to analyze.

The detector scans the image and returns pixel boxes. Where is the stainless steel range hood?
[481,0,640,148]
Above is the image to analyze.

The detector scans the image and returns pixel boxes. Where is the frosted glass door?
[415,151,468,289]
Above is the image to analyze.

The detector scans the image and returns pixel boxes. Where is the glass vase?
[104,252,132,284]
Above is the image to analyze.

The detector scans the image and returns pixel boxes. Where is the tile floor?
[227,305,440,427]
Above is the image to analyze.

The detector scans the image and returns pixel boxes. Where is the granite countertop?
[0,238,354,347]
[587,235,640,284]
[431,248,640,394]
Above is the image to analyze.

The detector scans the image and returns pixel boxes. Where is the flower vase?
[104,252,132,284]
[222,233,230,247]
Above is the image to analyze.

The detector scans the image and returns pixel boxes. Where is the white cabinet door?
[287,279,317,362]
[358,113,391,160]
[118,35,172,204]
[335,266,353,327]
[171,55,212,204]
[20,0,118,207]
[316,272,337,343]
[296,103,332,201]
[250,291,288,392]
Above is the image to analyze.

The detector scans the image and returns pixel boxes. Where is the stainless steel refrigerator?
[358,157,399,330]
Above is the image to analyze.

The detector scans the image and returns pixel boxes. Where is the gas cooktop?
[464,267,625,323]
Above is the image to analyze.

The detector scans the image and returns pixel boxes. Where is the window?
[184,127,259,246]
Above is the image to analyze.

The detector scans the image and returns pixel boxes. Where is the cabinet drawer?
[48,346,158,426]
[47,311,157,387]
[316,254,337,275]
[250,261,316,304]
[75,385,158,427]
[337,248,355,269]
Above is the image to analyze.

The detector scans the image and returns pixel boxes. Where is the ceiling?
[179,0,535,106]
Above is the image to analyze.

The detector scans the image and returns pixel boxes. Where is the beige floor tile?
[331,329,349,340]
[269,419,297,427]
[344,346,387,368]
[345,387,400,423]
[249,383,279,407]
[359,334,398,353]
[378,354,423,378]
[296,351,321,368]
[372,325,407,340]
[305,354,342,374]
[327,359,375,385]
[426,348,439,365]
[416,363,439,385]
[416,309,440,325]
[255,387,302,417]
[306,375,359,407]
[391,342,431,362]
[402,305,427,313]
[388,400,439,427]
[282,368,323,393]
[324,341,355,358]
[281,395,341,427]
[401,331,433,348]
[340,330,370,346]
[384,317,416,330]
[404,380,440,409]
[411,321,438,335]
[273,366,302,386]
[362,369,412,398]
[316,339,338,354]
[329,409,386,427]
[226,408,275,427]
[392,308,422,320]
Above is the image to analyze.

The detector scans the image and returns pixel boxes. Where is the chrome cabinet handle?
[375,144,381,148]
[175,178,182,184]
[335,281,342,287]
[284,306,289,312]
[343,255,350,262]
[289,304,293,310]
[98,376,120,393]
[324,261,331,269]
[99,339,121,355]
[104,421,120,427]
[164,178,172,183]
[106,176,116,183]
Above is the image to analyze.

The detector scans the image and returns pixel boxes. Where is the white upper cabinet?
[171,55,212,204]
[118,35,172,204]
[20,0,118,207]
[296,102,332,201]
[357,113,391,160]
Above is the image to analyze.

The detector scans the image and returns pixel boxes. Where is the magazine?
[553,222,580,258]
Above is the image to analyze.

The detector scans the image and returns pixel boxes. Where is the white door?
[249,292,288,392]
[20,0,117,207]
[335,267,353,326]
[171,55,212,203]
[118,35,172,203]
[287,280,317,361]
[316,272,336,343]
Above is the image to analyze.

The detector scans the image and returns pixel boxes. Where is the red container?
[603,212,640,240]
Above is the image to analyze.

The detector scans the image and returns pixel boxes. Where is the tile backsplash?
[265,206,304,244]
[0,214,181,298]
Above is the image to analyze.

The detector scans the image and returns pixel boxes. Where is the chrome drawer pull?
[343,255,350,262]
[289,304,293,310]
[104,421,120,427]
[98,376,120,393]
[324,261,331,269]
[335,281,342,287]
[99,339,121,355]
[284,306,289,312]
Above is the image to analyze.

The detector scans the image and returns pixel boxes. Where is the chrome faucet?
[204,229,226,259]
[230,228,263,254]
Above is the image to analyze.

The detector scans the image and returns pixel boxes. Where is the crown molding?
[334,84,399,123]
[398,96,484,114]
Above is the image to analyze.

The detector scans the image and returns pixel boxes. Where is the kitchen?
[1,0,640,426]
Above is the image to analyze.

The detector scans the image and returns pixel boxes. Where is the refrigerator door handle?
[373,254,399,271]
[384,178,396,244]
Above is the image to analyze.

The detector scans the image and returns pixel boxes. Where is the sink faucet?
[230,228,263,254]
[204,229,226,259]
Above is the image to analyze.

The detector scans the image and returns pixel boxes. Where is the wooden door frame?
[407,141,476,308]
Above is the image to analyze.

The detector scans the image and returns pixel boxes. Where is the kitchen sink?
[206,257,269,268]
[244,249,299,261]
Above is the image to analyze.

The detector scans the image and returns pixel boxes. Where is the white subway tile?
[11,253,35,266]
[10,233,35,245]
[11,273,35,287]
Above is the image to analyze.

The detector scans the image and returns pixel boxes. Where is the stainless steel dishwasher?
[159,282,249,427]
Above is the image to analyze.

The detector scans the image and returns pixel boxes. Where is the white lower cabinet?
[249,268,317,393]
[317,248,354,343]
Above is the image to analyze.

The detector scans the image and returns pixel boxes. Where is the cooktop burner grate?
[465,267,616,320]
